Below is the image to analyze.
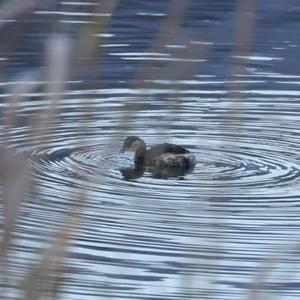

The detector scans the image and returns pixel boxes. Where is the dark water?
[1,0,300,299]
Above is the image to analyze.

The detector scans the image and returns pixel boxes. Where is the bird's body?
[121,136,196,172]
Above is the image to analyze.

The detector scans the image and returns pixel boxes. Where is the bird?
[120,136,196,172]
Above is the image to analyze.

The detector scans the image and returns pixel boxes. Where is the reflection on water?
[3,80,300,299]
[120,165,145,180]
[1,0,300,299]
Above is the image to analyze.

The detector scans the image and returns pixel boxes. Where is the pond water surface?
[1,0,300,299]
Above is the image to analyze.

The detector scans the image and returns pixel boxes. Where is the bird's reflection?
[120,165,194,180]
[149,166,194,179]
[120,165,145,180]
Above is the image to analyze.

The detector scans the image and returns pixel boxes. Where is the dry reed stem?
[227,0,257,106]
[0,149,30,298]
[200,0,257,298]
[23,187,87,300]
[71,0,120,166]
[73,0,119,73]
[0,71,40,297]
[247,240,300,299]
[2,71,41,143]
[0,0,39,28]
[20,34,74,299]
[118,0,193,136]
[133,0,193,83]
[35,34,71,145]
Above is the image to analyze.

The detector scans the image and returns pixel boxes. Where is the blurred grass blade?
[3,70,41,143]
[34,34,70,144]
[0,0,39,28]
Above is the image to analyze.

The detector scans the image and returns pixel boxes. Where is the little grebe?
[120,136,196,170]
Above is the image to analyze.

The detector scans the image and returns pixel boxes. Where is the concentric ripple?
[18,95,300,200]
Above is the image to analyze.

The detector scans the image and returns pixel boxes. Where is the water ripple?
[4,77,300,299]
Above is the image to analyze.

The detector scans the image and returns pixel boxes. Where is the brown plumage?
[120,136,196,170]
